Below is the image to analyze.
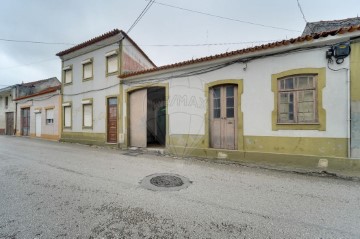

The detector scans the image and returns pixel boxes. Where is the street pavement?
[0,136,360,238]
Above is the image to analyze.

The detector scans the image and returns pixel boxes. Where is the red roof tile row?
[14,86,61,101]
[119,25,360,79]
[55,29,156,67]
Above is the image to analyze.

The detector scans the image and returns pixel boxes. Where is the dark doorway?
[21,108,30,136]
[147,87,166,147]
[5,112,14,135]
[129,87,166,148]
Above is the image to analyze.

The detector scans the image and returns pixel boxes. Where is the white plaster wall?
[62,44,120,133]
[123,47,349,139]
[16,92,61,136]
[0,92,16,130]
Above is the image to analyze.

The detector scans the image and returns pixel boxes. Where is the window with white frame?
[83,104,93,127]
[63,66,72,84]
[64,106,72,127]
[106,51,118,74]
[82,59,93,80]
[278,75,317,124]
[46,108,54,124]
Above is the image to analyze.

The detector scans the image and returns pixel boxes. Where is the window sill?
[82,77,93,82]
[106,71,119,77]
[63,82,73,86]
[274,122,324,131]
[82,126,93,129]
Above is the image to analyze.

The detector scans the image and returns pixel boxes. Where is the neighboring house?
[0,86,16,135]
[14,78,61,140]
[56,29,155,145]
[118,24,360,165]
[302,17,360,36]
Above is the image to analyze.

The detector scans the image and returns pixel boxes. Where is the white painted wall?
[123,47,349,139]
[62,43,121,134]
[16,92,61,137]
[0,90,16,132]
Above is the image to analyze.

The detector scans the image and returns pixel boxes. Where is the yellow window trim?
[271,68,326,131]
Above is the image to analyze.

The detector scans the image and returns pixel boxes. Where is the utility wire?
[296,0,308,23]
[127,0,155,34]
[0,57,58,70]
[296,0,314,34]
[151,0,301,33]
[0,37,279,47]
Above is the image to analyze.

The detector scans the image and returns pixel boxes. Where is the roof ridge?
[56,29,120,56]
[120,24,360,78]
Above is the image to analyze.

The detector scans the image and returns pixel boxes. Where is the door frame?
[205,79,244,151]
[5,112,14,135]
[21,107,31,136]
[106,95,119,143]
[125,83,169,148]
[35,112,42,137]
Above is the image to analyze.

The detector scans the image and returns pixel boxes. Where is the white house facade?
[56,29,155,145]
[118,25,360,171]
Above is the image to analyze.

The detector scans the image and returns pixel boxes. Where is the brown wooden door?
[21,108,30,136]
[107,98,118,143]
[210,85,237,150]
[5,112,14,135]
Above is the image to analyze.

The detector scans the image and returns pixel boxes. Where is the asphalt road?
[0,136,360,239]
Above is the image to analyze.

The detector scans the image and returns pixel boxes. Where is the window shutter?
[83,63,92,79]
[83,104,92,127]
[64,106,71,127]
[46,109,54,120]
[65,70,72,83]
[107,55,118,73]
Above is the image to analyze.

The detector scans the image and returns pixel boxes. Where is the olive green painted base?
[166,134,359,173]
[60,132,107,146]
[168,134,347,157]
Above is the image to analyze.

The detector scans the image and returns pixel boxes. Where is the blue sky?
[0,0,359,86]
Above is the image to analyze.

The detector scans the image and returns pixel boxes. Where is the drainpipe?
[347,68,351,158]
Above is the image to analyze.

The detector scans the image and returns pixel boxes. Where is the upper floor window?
[5,96,8,109]
[63,65,72,84]
[105,50,119,75]
[278,75,317,124]
[82,58,93,81]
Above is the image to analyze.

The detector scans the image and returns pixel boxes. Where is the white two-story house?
[56,29,155,145]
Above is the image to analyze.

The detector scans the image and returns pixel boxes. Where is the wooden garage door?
[21,108,30,136]
[129,89,147,147]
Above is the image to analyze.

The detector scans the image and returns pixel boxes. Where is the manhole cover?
[150,175,184,187]
[140,173,192,191]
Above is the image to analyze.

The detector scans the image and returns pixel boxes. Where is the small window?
[83,104,93,127]
[278,75,317,124]
[5,96,8,109]
[82,59,93,80]
[64,106,72,127]
[46,108,54,124]
[63,66,72,84]
[106,53,118,74]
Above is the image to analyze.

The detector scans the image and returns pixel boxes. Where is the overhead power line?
[127,0,155,34]
[0,37,279,47]
[151,0,301,33]
[296,0,308,24]
[0,57,58,70]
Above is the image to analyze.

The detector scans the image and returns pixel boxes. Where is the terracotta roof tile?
[120,25,360,79]
[14,85,61,101]
[56,29,121,56]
